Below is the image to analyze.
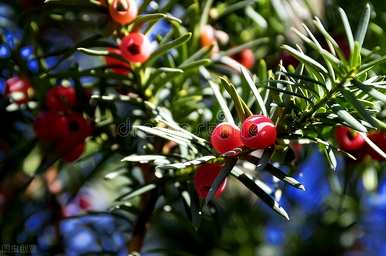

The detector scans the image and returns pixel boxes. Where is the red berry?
[33,112,68,142]
[54,113,91,161]
[105,48,130,75]
[78,196,91,210]
[109,0,137,25]
[200,25,216,47]
[233,48,255,69]
[119,32,152,63]
[335,126,365,151]
[366,132,386,161]
[45,86,77,111]
[61,143,85,162]
[240,115,277,149]
[5,77,32,105]
[34,112,91,162]
[211,122,243,154]
[63,112,92,142]
[194,164,227,199]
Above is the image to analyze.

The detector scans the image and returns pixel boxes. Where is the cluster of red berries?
[335,126,386,161]
[194,114,277,199]
[104,0,152,74]
[33,86,92,162]
[4,76,33,105]
[211,114,277,154]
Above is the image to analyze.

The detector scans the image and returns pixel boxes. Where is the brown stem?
[127,164,158,253]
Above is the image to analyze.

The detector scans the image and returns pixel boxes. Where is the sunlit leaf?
[330,104,367,132]
[355,3,371,47]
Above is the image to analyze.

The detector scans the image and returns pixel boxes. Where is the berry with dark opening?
[63,112,92,142]
[54,113,91,162]
[240,115,277,149]
[108,0,137,25]
[335,126,365,151]
[45,86,76,112]
[105,48,130,75]
[211,122,243,154]
[194,164,227,199]
[5,77,32,105]
[120,32,151,63]
[232,48,255,69]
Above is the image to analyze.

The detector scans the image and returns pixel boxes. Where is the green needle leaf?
[199,0,214,29]
[322,147,337,171]
[341,87,378,128]
[220,76,252,121]
[209,80,235,124]
[205,158,237,205]
[355,3,371,47]
[280,71,327,88]
[221,38,269,57]
[180,59,211,70]
[158,67,184,73]
[241,66,268,116]
[231,169,290,220]
[134,125,192,147]
[265,86,313,102]
[157,156,217,170]
[330,104,367,132]
[77,47,108,56]
[350,42,361,68]
[121,155,168,163]
[265,164,305,190]
[138,0,153,14]
[200,67,235,125]
[254,150,271,173]
[281,45,328,74]
[115,183,157,202]
[338,7,354,52]
[358,56,386,76]
[131,13,181,30]
[144,33,192,66]
[360,133,386,160]
[313,17,348,63]
[353,80,386,103]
